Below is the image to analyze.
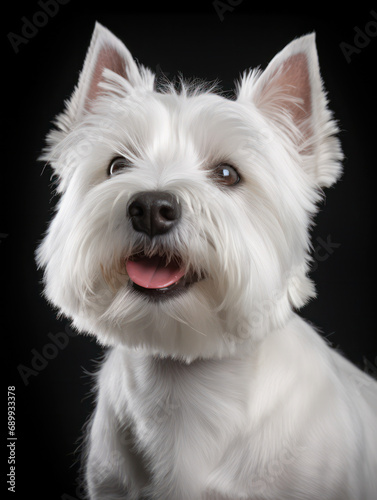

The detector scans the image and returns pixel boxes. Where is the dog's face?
[37,24,342,361]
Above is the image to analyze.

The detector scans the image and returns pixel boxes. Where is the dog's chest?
[117,351,254,497]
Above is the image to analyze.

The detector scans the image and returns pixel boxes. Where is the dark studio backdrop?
[3,2,377,498]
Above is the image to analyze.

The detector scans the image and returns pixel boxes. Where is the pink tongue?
[126,255,185,289]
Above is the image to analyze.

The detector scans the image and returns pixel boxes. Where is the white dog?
[37,23,377,499]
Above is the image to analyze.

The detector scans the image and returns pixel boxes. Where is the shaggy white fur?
[37,22,377,499]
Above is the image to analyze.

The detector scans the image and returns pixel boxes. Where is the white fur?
[37,23,377,499]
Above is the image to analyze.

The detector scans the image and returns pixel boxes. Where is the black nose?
[128,191,181,237]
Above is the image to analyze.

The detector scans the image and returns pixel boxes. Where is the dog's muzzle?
[126,191,193,298]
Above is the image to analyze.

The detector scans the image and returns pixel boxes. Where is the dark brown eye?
[108,157,131,176]
[213,163,240,186]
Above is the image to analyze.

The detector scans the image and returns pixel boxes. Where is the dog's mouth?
[125,253,200,299]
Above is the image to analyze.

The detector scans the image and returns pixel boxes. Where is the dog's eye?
[108,157,131,176]
[213,164,240,186]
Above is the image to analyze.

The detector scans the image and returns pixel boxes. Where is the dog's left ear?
[237,33,343,188]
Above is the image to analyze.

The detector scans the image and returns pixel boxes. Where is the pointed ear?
[68,22,145,122]
[40,23,154,190]
[238,33,343,188]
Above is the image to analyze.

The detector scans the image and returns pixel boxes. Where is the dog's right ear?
[68,22,144,121]
[41,22,154,187]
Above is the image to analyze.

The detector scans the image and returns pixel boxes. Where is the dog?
[37,22,377,500]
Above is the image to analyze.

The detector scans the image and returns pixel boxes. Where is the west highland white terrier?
[37,23,377,500]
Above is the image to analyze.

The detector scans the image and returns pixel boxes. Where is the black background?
[4,2,377,499]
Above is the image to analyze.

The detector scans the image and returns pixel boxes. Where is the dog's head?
[37,23,342,361]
